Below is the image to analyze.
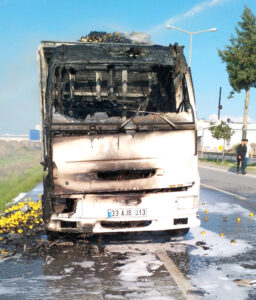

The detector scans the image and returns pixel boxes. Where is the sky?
[0,0,255,134]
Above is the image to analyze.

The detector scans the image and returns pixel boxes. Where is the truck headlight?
[177,196,198,209]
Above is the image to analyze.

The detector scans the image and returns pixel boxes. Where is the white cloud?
[149,0,228,35]
[208,113,256,123]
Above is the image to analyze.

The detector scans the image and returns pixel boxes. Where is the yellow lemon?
[237,217,241,222]
[201,230,206,235]
[231,239,237,244]
[249,213,254,217]
[205,209,209,214]
[204,216,208,221]
[220,233,225,237]
[17,229,23,234]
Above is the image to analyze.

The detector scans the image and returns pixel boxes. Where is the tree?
[218,6,256,139]
[209,121,234,163]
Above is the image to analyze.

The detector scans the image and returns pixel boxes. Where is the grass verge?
[0,165,42,212]
[199,158,256,170]
[0,141,42,212]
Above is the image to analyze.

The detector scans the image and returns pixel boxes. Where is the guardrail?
[198,151,256,164]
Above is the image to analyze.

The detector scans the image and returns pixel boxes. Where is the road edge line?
[200,183,248,200]
[156,251,198,300]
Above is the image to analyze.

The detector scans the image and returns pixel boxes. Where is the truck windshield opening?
[50,64,194,125]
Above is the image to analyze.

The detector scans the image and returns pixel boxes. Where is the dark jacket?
[236,144,247,159]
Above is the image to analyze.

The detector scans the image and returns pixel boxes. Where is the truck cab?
[38,38,200,236]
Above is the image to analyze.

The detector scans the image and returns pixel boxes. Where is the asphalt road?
[199,164,256,199]
[0,167,256,299]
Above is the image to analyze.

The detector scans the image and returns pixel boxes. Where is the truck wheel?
[42,175,53,222]
[171,228,190,237]
[46,230,60,242]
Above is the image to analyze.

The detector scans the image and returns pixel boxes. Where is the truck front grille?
[100,220,151,229]
[97,169,156,180]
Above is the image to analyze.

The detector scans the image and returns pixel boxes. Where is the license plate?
[107,208,147,218]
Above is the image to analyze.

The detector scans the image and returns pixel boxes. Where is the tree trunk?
[222,139,225,164]
[242,88,250,139]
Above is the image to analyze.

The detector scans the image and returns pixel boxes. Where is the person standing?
[236,139,247,174]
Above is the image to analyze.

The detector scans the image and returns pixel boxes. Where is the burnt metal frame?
[40,42,197,222]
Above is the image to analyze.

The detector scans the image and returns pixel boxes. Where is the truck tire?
[42,175,53,222]
[171,228,190,237]
[46,230,60,242]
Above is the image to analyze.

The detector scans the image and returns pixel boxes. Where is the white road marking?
[200,183,248,200]
[157,251,198,300]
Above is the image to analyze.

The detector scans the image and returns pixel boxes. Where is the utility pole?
[218,87,222,120]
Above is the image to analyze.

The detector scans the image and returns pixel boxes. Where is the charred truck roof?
[49,43,185,67]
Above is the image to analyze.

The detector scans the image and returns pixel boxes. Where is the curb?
[198,161,256,176]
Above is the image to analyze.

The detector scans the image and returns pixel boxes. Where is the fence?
[198,151,256,164]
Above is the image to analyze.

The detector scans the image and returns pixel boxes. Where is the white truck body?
[38,40,200,235]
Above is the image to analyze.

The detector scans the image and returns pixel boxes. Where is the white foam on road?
[191,264,255,300]
[106,225,252,258]
[199,201,254,219]
[72,260,95,269]
[116,253,163,282]
[183,226,253,257]
[64,267,74,274]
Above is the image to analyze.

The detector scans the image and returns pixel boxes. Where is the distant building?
[198,120,256,153]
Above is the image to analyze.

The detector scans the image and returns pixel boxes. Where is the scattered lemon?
[249,213,254,217]
[0,199,42,234]
[237,217,241,222]
[201,230,206,235]
[231,239,237,244]
[0,237,3,242]
[205,209,209,214]
[220,233,225,237]
[204,216,208,222]
[17,229,23,234]
[201,202,205,206]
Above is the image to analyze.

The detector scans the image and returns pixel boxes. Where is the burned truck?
[38,33,200,237]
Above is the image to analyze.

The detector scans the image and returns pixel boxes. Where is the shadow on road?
[228,166,237,173]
